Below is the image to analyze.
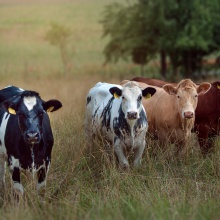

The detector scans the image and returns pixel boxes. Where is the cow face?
[110,82,156,120]
[1,91,62,145]
[163,79,211,119]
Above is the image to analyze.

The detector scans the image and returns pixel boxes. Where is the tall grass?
[0,0,219,219]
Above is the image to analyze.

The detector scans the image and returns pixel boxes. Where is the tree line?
[101,0,220,79]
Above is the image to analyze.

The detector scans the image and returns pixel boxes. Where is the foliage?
[45,22,72,74]
[101,2,158,75]
[101,0,220,78]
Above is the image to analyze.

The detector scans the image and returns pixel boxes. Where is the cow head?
[109,82,156,120]
[163,79,211,119]
[1,91,62,145]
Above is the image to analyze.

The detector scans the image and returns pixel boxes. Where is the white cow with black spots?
[85,81,156,169]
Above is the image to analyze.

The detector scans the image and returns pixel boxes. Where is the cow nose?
[184,111,194,119]
[127,111,138,120]
[26,132,39,143]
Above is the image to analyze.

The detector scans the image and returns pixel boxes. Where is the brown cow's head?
[163,79,211,119]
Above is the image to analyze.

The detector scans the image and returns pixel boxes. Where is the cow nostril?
[184,111,194,119]
[27,132,39,142]
[127,111,138,119]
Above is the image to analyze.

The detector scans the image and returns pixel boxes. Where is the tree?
[45,22,72,74]
[101,1,158,75]
[101,0,220,79]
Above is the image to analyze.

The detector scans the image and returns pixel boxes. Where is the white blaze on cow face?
[121,82,143,120]
[23,96,37,111]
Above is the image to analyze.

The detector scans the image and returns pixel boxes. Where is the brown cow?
[131,77,220,155]
[122,79,211,156]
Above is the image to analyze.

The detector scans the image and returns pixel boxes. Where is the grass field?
[0,0,220,219]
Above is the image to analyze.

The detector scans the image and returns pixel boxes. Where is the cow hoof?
[13,182,24,195]
[134,160,141,168]
[120,163,129,170]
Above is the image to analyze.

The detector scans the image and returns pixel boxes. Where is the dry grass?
[0,0,220,219]
[0,73,219,219]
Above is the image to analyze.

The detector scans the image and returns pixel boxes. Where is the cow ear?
[1,100,17,115]
[197,82,211,96]
[43,99,62,112]
[142,87,156,99]
[163,84,177,95]
[109,87,122,99]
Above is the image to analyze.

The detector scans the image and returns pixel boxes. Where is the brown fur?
[124,79,211,157]
[131,77,215,155]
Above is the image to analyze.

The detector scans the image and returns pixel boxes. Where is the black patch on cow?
[134,109,147,131]
[113,106,147,140]
[113,104,130,139]
[101,97,114,131]
[20,90,40,99]
[38,167,46,183]
[0,86,23,104]
[86,96,91,105]
[12,167,21,183]
[137,96,142,109]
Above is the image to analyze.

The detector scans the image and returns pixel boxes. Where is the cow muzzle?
[127,111,138,120]
[184,111,194,119]
[26,132,40,144]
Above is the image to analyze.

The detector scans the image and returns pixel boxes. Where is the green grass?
[0,0,219,219]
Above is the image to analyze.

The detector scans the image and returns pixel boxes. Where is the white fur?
[0,113,10,154]
[9,156,20,171]
[85,82,148,168]
[13,182,24,195]
[36,180,46,192]
[23,96,37,111]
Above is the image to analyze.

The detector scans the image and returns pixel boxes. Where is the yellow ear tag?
[217,85,220,89]
[114,92,120,99]
[8,108,16,115]
[47,106,54,112]
[144,94,151,99]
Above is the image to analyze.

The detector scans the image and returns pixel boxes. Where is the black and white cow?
[0,86,62,199]
[85,81,156,169]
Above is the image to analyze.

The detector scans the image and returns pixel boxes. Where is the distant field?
[0,1,220,220]
[0,0,140,81]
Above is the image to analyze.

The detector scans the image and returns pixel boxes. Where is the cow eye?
[195,94,198,98]
[122,96,125,100]
[138,95,142,101]
[177,95,180,98]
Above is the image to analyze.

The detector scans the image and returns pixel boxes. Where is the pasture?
[0,0,220,219]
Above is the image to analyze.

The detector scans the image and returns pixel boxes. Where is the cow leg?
[197,125,212,156]
[0,154,6,206]
[9,156,24,195]
[133,139,145,167]
[114,139,129,169]
[36,162,49,196]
